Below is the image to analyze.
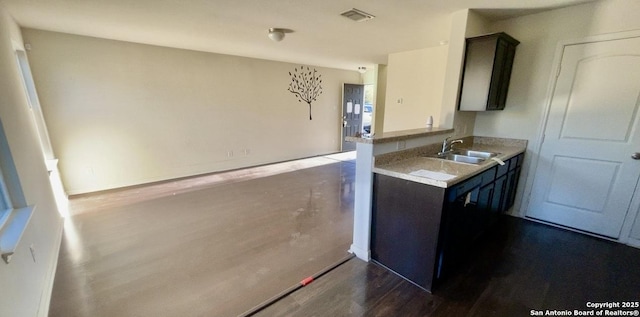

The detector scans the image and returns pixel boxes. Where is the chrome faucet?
[439,137,463,155]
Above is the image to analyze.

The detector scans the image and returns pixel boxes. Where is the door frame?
[522,29,640,246]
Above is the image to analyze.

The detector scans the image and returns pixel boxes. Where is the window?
[0,169,10,211]
[0,167,12,246]
[0,119,34,264]
[0,164,11,218]
[14,46,68,218]
[15,49,55,160]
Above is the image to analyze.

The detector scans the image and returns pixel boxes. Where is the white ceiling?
[1,0,593,70]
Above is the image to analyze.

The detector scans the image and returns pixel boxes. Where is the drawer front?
[448,175,482,201]
[480,167,496,187]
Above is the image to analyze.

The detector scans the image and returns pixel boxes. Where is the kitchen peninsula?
[347,128,526,292]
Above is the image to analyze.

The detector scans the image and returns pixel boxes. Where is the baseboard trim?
[67,151,350,197]
[626,237,640,249]
[349,244,370,262]
[521,215,640,247]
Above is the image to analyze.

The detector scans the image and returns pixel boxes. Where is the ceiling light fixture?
[358,67,367,74]
[268,28,293,42]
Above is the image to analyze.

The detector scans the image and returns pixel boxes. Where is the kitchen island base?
[372,152,524,292]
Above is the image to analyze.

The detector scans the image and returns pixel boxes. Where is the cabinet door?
[371,174,445,291]
[504,167,522,212]
[492,175,507,214]
[501,154,523,212]
[489,39,517,110]
[438,179,481,280]
[487,39,509,110]
[479,183,495,227]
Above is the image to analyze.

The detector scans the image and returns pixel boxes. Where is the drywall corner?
[0,7,63,317]
[373,64,387,134]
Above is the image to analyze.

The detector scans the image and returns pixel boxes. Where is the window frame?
[0,167,12,225]
[0,44,37,264]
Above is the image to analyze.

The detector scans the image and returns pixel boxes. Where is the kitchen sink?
[435,153,487,164]
[450,149,499,158]
[429,150,500,165]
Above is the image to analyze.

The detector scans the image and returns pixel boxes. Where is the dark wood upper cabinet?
[458,32,519,111]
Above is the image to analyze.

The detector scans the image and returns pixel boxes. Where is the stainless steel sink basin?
[435,153,487,164]
[450,149,499,158]
[428,149,501,165]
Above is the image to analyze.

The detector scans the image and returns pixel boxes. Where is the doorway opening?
[362,84,374,135]
[341,84,364,152]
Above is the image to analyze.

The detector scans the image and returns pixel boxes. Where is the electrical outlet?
[227,150,233,158]
[244,149,250,156]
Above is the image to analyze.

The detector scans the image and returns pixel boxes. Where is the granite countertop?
[345,127,454,144]
[372,138,526,188]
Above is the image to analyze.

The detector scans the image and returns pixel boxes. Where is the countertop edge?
[372,167,450,188]
[373,147,526,188]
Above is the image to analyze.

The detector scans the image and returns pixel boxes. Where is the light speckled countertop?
[372,138,526,188]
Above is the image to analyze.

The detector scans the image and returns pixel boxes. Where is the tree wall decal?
[288,66,323,120]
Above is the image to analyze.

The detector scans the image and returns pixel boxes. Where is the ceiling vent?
[340,8,375,22]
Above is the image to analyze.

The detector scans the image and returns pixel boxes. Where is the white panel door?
[527,35,640,238]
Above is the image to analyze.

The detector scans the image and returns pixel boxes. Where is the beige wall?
[476,0,640,141]
[373,64,387,134]
[22,29,359,194]
[0,6,62,317]
[383,46,448,132]
[440,9,470,135]
[472,0,640,220]
[439,9,493,138]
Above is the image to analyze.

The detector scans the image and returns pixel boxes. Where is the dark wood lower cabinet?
[504,166,522,211]
[492,175,507,217]
[371,174,445,291]
[372,153,524,292]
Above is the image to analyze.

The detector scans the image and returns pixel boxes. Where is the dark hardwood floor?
[49,155,355,317]
[257,216,640,317]
[49,152,640,317]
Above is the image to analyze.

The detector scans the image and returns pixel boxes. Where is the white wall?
[22,29,360,194]
[473,0,640,218]
[0,6,63,317]
[382,46,448,132]
[373,65,387,134]
[435,9,492,138]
